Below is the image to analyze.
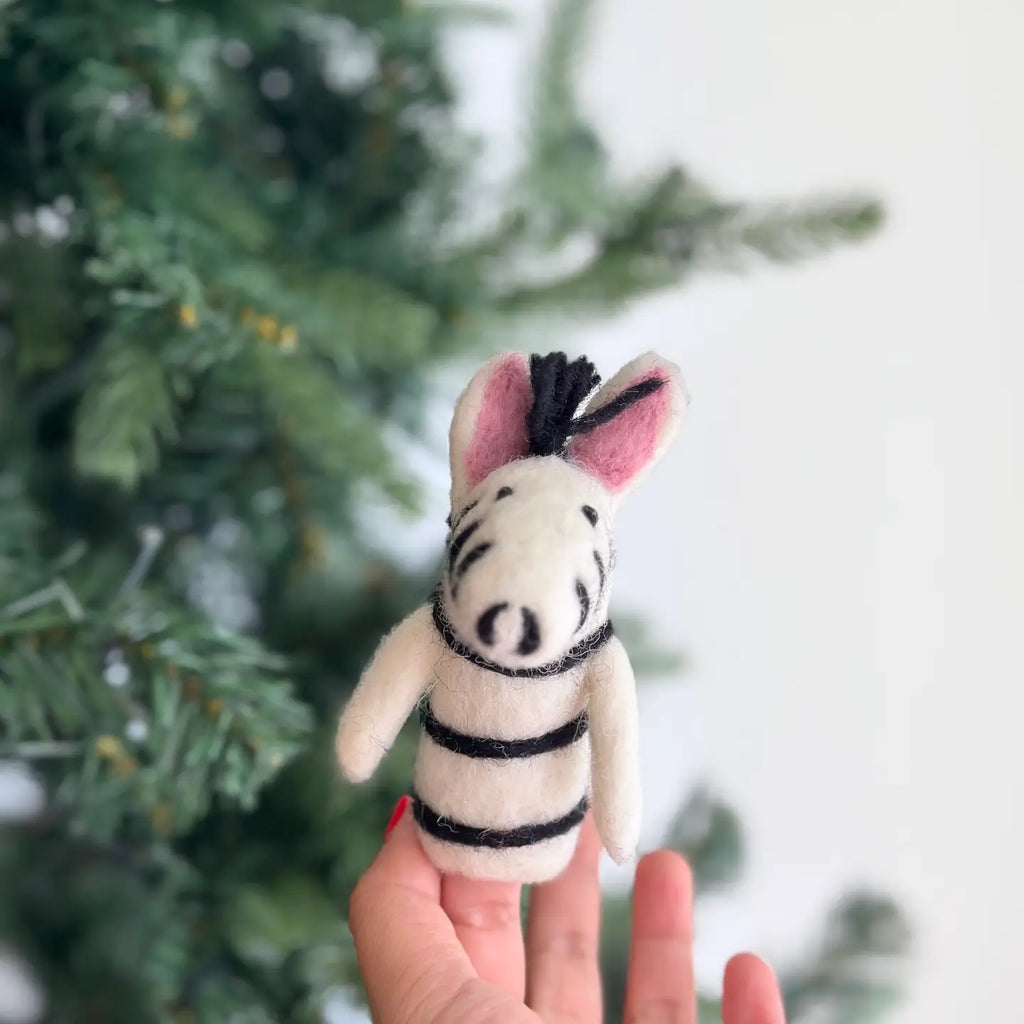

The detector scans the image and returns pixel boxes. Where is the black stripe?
[431,589,613,678]
[420,702,588,759]
[575,580,590,632]
[451,499,479,530]
[412,793,589,849]
[593,550,606,600]
[447,520,481,574]
[454,541,492,583]
[571,376,666,435]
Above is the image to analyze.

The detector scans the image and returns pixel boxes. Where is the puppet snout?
[453,545,582,665]
[474,601,542,655]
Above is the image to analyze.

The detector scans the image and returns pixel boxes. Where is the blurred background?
[1,1,1021,1023]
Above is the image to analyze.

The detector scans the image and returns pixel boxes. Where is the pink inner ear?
[570,370,672,492]
[464,355,532,488]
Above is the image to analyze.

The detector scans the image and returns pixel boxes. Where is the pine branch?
[394,2,514,27]
[663,785,744,893]
[2,235,77,377]
[496,246,679,315]
[781,892,911,1024]
[689,196,884,269]
[217,262,440,368]
[0,0,24,53]
[496,194,883,315]
[250,346,404,499]
[0,739,84,758]
[72,336,185,489]
[522,0,609,234]
[528,0,593,161]
[1,578,85,622]
[0,519,312,840]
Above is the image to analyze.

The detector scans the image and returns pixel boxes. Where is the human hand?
[347,796,786,1023]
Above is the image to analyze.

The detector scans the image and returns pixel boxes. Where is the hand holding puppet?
[336,351,687,883]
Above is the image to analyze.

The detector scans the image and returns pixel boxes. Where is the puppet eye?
[581,505,598,526]
[495,486,514,500]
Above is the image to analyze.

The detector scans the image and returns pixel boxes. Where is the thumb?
[349,798,468,1017]
[348,797,538,1023]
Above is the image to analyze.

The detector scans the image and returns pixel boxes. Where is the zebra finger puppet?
[336,350,687,883]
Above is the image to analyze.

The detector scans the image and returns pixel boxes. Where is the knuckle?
[428,978,478,1024]
[399,956,451,1018]
[538,926,598,964]
[447,897,520,933]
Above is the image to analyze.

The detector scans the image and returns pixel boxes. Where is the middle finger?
[525,813,603,1023]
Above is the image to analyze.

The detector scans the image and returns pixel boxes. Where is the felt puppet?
[335,351,687,883]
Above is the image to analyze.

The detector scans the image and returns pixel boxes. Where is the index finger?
[348,799,476,1022]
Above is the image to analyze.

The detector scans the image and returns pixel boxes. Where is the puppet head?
[436,351,687,673]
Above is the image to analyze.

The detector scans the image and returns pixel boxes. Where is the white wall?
[447,2,1024,1022]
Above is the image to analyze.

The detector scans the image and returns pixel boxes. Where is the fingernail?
[384,795,411,839]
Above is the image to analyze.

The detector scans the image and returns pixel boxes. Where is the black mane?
[525,351,667,457]
[526,353,601,457]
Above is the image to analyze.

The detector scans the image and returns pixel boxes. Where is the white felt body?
[336,604,641,883]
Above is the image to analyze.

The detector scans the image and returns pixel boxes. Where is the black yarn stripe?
[431,589,613,678]
[593,550,606,601]
[447,519,481,574]
[419,703,589,759]
[570,376,666,435]
[446,498,478,531]
[412,793,589,849]
[521,353,668,462]
[454,499,478,526]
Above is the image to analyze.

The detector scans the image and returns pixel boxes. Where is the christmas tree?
[0,1,908,1021]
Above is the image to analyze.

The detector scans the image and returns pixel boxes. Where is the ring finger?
[623,850,695,1024]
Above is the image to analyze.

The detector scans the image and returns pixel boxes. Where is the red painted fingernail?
[384,795,411,839]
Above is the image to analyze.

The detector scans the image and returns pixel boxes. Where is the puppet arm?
[585,635,642,864]
[335,604,436,783]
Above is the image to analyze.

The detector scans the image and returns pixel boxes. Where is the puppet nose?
[476,603,507,645]
[516,607,541,655]
[475,603,542,655]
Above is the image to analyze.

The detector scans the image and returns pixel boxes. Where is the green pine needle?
[73,339,185,489]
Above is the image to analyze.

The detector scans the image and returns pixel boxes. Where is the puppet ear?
[568,351,687,500]
[449,352,532,508]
